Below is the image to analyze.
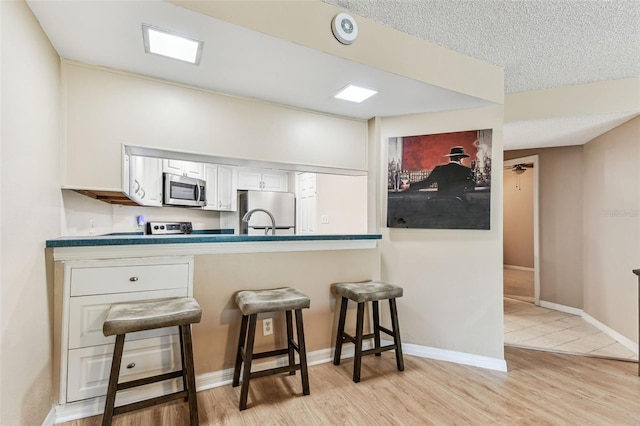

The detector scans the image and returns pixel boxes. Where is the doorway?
[503,155,540,304]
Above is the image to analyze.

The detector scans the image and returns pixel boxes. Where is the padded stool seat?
[236,287,310,315]
[233,287,310,410]
[333,281,404,382]
[101,297,201,426]
[334,281,403,303]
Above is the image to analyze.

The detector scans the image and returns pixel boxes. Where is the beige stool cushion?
[235,287,310,315]
[334,281,403,303]
[103,297,202,337]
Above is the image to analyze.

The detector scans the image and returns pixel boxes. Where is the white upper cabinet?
[162,159,204,180]
[237,169,288,192]
[129,155,162,207]
[203,164,237,211]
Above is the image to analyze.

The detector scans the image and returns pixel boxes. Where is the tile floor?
[504,297,638,361]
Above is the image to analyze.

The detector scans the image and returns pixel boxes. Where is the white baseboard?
[539,300,583,316]
[539,300,639,355]
[581,312,639,355]
[395,341,507,372]
[53,342,506,423]
[41,406,56,426]
[504,265,534,272]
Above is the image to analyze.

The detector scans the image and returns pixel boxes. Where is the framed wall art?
[387,129,492,230]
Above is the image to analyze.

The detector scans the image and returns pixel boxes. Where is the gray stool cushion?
[235,287,310,315]
[334,281,403,303]
[103,297,202,337]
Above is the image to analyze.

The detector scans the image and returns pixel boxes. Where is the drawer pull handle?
[129,277,139,282]
[127,363,136,369]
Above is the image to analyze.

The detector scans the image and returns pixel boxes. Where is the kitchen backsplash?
[62,189,221,236]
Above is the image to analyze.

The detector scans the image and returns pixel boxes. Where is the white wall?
[62,63,368,191]
[0,1,61,424]
[378,107,505,360]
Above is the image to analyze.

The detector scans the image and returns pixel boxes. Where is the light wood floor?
[61,347,640,425]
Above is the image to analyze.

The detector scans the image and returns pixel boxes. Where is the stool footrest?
[362,344,397,357]
[250,364,301,379]
[377,325,394,337]
[117,370,183,391]
[113,390,188,416]
[250,347,290,360]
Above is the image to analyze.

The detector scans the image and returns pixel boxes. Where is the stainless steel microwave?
[163,173,206,207]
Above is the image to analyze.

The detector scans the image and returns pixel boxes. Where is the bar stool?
[333,281,404,382]
[101,297,202,426]
[233,287,310,410]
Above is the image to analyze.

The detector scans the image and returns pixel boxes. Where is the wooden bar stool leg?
[333,297,348,365]
[102,334,125,426]
[372,300,381,357]
[353,302,365,383]
[180,325,199,426]
[286,310,296,375]
[232,315,248,387]
[389,298,404,371]
[239,314,257,411]
[295,309,310,395]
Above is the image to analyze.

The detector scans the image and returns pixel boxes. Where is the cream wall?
[63,63,368,191]
[378,107,505,359]
[583,117,640,344]
[503,169,534,268]
[316,174,368,234]
[505,147,584,308]
[0,1,61,424]
[192,249,380,374]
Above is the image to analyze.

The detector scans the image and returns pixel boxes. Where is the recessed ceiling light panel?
[334,84,378,103]
[142,24,203,65]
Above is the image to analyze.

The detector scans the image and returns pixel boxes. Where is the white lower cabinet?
[67,334,182,402]
[58,257,194,408]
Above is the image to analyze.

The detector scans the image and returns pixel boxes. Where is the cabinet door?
[67,335,181,402]
[237,169,263,190]
[261,171,288,192]
[162,158,184,175]
[182,161,204,179]
[216,165,237,211]
[68,289,187,349]
[202,164,218,211]
[130,156,162,207]
[163,159,204,179]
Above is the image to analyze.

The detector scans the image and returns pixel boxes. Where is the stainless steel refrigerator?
[239,191,296,235]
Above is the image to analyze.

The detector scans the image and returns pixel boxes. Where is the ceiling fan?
[504,163,534,174]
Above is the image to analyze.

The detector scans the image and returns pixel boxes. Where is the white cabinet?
[203,164,238,211]
[58,257,194,405]
[237,169,288,192]
[162,159,204,179]
[129,155,163,207]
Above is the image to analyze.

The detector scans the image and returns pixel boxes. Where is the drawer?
[67,335,182,402]
[68,289,187,349]
[70,263,189,296]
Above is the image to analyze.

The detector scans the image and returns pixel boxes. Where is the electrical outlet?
[320,214,330,224]
[263,318,273,336]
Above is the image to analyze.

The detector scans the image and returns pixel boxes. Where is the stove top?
[146,221,193,235]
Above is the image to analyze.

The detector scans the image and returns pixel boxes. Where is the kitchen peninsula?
[47,233,381,420]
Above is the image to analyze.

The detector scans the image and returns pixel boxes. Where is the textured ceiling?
[323,0,640,93]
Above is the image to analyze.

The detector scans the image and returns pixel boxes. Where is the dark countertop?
[46,231,382,248]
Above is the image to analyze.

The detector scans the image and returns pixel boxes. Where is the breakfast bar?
[47,233,382,420]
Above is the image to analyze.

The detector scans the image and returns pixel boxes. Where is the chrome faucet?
[242,208,276,235]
